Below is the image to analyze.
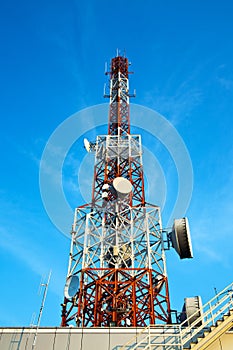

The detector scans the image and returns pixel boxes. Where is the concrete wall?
[1,327,233,349]
[0,327,143,350]
[205,332,233,350]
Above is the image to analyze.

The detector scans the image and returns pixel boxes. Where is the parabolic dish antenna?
[64,275,79,299]
[152,274,164,293]
[83,138,91,152]
[171,217,193,259]
[180,296,203,326]
[112,177,132,197]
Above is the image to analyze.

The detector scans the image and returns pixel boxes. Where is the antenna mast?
[32,271,51,349]
[61,55,171,327]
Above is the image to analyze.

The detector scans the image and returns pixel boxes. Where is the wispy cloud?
[140,50,209,125]
[0,226,48,277]
[142,83,202,126]
[191,177,233,269]
[0,194,67,298]
[217,77,233,90]
[215,63,233,91]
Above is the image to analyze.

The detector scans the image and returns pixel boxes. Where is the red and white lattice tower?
[61,54,171,327]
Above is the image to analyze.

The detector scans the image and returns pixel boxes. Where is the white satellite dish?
[171,217,193,259]
[152,275,164,293]
[64,275,79,299]
[112,177,132,197]
[84,138,91,152]
[180,296,203,326]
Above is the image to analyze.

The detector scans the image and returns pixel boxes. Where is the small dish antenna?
[180,296,203,326]
[64,275,79,299]
[112,177,132,198]
[170,217,193,259]
[152,274,164,293]
[84,138,91,152]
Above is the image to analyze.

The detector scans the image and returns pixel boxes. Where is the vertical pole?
[132,277,137,326]
[32,270,52,349]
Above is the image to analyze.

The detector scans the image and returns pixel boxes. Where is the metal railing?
[119,281,233,349]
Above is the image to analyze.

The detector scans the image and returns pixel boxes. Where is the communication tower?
[61,54,192,327]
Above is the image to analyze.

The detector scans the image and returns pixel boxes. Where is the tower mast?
[61,54,171,327]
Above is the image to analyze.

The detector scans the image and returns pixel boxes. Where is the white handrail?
[119,281,233,349]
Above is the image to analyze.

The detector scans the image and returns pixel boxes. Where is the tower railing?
[119,281,233,349]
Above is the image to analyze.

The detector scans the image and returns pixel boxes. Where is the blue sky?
[0,0,233,326]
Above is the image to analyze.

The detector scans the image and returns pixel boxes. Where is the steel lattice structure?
[61,55,171,327]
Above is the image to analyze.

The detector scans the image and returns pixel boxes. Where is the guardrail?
[119,281,233,349]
